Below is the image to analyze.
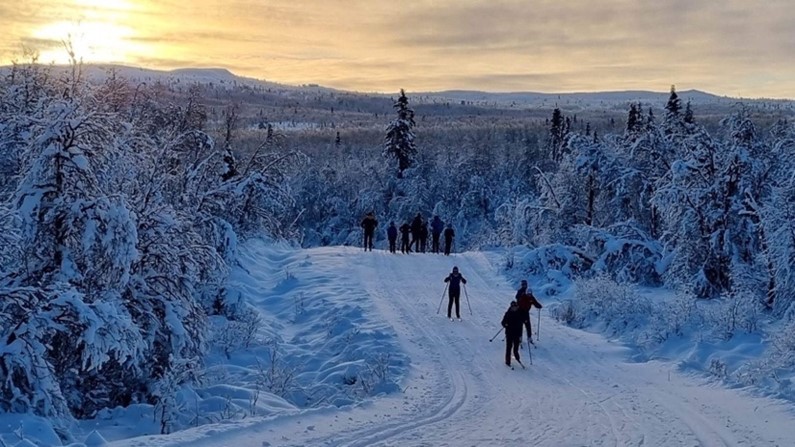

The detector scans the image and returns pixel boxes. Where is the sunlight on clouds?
[33,20,142,64]
[73,0,134,11]
[1,0,794,97]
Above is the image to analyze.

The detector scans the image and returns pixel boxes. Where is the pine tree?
[549,108,566,162]
[665,85,681,118]
[383,89,417,178]
[684,100,695,124]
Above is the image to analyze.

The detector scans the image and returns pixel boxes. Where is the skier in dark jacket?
[419,221,429,253]
[360,212,378,251]
[501,301,526,367]
[387,221,398,253]
[443,224,455,256]
[411,213,423,252]
[430,215,444,253]
[516,279,543,344]
[399,222,412,253]
[443,266,467,320]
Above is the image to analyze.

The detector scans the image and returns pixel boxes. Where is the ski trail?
[110,246,795,447]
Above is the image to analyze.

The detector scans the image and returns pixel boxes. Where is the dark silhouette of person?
[360,212,378,251]
[419,221,429,253]
[516,280,543,344]
[443,266,467,320]
[443,223,455,256]
[501,301,526,367]
[430,215,444,253]
[387,221,398,253]
[399,222,412,253]
[410,212,423,252]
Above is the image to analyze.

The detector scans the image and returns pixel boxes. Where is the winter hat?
[452,266,459,272]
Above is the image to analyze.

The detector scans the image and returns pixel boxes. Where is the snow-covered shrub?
[516,244,592,280]
[257,340,298,399]
[551,275,651,336]
[736,320,795,396]
[644,291,704,344]
[577,222,664,285]
[705,294,764,341]
[213,308,263,358]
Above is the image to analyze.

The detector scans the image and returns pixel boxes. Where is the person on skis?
[516,280,543,344]
[430,215,444,253]
[501,300,526,368]
[360,212,378,251]
[411,212,423,252]
[399,221,412,253]
[443,223,455,255]
[443,266,467,320]
[387,221,398,253]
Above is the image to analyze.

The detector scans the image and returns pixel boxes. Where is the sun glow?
[22,0,150,65]
[33,20,140,64]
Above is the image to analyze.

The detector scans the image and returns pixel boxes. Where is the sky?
[5,242,794,446]
[1,0,794,98]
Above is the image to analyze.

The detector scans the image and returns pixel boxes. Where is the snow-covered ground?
[5,241,794,446]
[104,242,794,447]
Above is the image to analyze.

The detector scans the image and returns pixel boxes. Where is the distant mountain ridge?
[2,63,791,104]
[416,89,731,105]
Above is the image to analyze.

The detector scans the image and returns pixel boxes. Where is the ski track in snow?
[111,247,795,447]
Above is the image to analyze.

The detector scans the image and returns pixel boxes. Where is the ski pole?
[488,327,504,342]
[436,284,449,314]
[463,284,473,315]
[527,338,533,365]
[537,308,541,341]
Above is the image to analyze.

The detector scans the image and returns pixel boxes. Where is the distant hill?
[416,89,730,106]
[2,64,791,110]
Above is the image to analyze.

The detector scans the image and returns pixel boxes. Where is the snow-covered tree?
[383,89,417,178]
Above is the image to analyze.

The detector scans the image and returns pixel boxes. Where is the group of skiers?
[360,212,457,255]
[363,209,543,369]
[501,279,543,368]
[440,266,543,368]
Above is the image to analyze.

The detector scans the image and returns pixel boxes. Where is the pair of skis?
[506,360,526,370]
[510,338,535,369]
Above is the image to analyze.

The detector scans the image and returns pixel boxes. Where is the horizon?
[3,62,767,101]
[2,1,794,99]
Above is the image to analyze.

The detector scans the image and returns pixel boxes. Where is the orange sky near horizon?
[1,0,794,98]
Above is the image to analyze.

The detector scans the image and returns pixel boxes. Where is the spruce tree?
[383,89,416,178]
[549,108,566,161]
[665,84,681,118]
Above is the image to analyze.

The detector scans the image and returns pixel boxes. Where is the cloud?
[1,0,794,97]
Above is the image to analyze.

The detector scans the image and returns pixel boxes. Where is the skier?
[387,221,398,254]
[399,221,412,253]
[443,223,455,256]
[419,220,429,253]
[443,266,467,320]
[360,212,378,251]
[501,300,526,368]
[411,212,423,252]
[430,215,444,253]
[516,280,543,344]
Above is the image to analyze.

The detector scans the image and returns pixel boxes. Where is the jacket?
[517,292,542,312]
[501,305,527,338]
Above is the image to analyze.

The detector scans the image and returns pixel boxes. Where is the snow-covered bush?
[645,291,704,344]
[577,222,664,285]
[704,293,764,341]
[550,275,651,336]
[736,319,795,397]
